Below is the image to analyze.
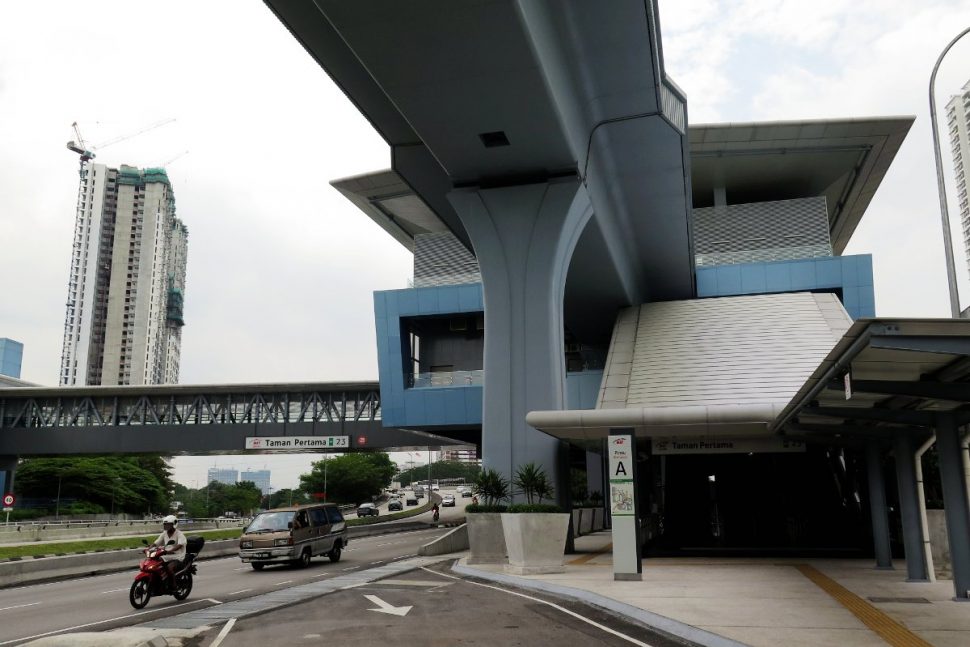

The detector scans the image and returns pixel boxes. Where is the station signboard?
[245,436,349,451]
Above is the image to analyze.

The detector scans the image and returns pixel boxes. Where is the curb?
[451,561,751,647]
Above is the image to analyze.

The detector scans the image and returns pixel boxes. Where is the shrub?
[472,469,509,507]
[507,503,562,514]
[465,503,508,514]
[512,462,554,505]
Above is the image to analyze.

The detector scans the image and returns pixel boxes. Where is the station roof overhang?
[527,318,970,447]
[770,318,970,445]
[332,116,914,257]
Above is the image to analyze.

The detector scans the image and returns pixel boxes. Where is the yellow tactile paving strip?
[567,543,613,565]
[795,564,934,647]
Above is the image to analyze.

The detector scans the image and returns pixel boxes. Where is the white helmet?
[162,514,179,527]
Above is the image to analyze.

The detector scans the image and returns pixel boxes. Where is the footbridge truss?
[0,382,463,455]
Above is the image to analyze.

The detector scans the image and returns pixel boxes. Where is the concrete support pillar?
[0,455,16,497]
[935,413,970,599]
[893,432,929,581]
[448,180,593,507]
[865,442,893,569]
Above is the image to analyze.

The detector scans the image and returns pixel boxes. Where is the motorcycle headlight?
[241,540,253,549]
[274,537,293,547]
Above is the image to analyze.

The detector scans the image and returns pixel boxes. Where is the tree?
[14,456,172,515]
[299,453,396,505]
[395,460,481,486]
[268,488,307,508]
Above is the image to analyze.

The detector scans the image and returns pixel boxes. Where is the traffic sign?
[2,493,15,507]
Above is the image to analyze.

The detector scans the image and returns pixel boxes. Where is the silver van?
[238,503,347,570]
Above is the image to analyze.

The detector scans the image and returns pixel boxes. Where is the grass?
[345,497,437,526]
[0,527,243,561]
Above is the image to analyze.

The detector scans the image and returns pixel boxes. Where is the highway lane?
[0,526,452,646]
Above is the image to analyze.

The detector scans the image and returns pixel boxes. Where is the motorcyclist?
[432,502,440,522]
[152,515,187,589]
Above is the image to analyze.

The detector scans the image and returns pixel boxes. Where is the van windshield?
[246,511,295,533]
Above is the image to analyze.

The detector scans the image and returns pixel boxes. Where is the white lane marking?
[340,566,359,571]
[0,598,214,645]
[275,580,293,586]
[206,598,224,604]
[99,588,128,595]
[422,567,655,647]
[209,618,237,647]
[0,602,40,612]
[233,567,250,571]
[229,589,252,595]
[371,560,385,565]
[312,573,331,578]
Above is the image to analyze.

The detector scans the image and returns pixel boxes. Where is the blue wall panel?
[566,371,603,410]
[696,255,875,320]
[375,284,485,428]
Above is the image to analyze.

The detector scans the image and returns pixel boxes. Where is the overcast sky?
[2,1,969,491]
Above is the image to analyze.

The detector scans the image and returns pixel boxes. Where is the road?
[193,562,690,647]
[0,525,451,645]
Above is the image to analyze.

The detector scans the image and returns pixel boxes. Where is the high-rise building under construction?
[946,79,970,280]
[59,163,188,386]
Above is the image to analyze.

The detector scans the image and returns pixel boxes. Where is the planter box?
[571,509,583,536]
[592,508,605,531]
[579,509,594,535]
[466,513,507,564]
[501,512,571,575]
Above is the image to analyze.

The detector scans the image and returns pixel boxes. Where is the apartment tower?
[59,163,188,386]
[946,79,970,278]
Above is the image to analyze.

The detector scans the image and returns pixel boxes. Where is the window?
[325,507,344,524]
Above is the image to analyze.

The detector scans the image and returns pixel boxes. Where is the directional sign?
[363,594,412,616]
[2,494,14,507]
[245,436,348,451]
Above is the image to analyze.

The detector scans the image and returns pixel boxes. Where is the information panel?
[245,436,349,450]
[652,436,805,455]
[608,430,641,581]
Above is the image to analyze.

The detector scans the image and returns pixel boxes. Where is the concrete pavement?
[457,531,970,647]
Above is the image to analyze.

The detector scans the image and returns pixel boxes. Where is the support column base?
[614,573,642,581]
[874,566,895,571]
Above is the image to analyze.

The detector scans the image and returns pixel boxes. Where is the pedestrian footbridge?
[0,382,465,455]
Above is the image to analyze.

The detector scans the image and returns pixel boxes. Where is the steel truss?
[0,387,381,430]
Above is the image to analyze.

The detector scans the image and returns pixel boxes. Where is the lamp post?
[55,472,63,520]
[929,26,970,318]
[323,453,328,502]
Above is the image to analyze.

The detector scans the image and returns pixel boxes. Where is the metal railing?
[407,370,484,388]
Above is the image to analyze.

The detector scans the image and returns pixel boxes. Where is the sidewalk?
[456,531,970,647]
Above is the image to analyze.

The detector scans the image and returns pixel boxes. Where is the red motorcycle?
[129,536,204,609]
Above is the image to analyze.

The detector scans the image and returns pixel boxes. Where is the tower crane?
[65,118,176,163]
[153,149,189,168]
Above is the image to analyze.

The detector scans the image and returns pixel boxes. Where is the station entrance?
[649,446,870,556]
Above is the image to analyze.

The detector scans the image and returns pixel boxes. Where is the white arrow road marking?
[209,618,236,647]
[363,594,412,617]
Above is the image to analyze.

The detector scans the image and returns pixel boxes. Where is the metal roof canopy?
[331,117,913,260]
[772,318,970,441]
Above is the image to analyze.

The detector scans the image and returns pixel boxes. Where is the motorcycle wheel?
[173,573,193,600]
[129,580,151,609]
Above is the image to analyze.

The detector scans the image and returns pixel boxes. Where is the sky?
[1,1,969,490]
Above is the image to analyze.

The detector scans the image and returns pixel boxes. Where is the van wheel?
[328,543,342,563]
[294,549,311,568]
[251,563,264,571]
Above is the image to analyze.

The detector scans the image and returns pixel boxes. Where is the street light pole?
[323,453,328,502]
[929,26,970,318]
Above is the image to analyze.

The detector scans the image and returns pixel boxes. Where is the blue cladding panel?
[697,255,875,321]
[375,284,484,428]
[566,371,603,410]
[0,338,23,379]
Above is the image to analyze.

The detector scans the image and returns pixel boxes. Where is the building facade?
[946,79,970,278]
[0,338,23,379]
[59,163,188,386]
[207,467,238,486]
[240,469,271,495]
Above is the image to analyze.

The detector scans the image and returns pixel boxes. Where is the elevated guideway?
[0,381,466,455]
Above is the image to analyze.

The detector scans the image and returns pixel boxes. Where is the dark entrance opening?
[650,447,868,556]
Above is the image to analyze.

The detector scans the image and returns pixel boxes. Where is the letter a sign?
[608,430,640,581]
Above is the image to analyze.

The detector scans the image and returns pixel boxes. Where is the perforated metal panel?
[693,197,832,267]
[413,232,481,287]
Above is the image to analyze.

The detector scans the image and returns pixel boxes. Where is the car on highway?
[431,484,440,491]
[388,499,403,512]
[441,494,456,507]
[238,503,347,570]
[405,493,418,506]
[459,488,473,498]
[356,502,380,517]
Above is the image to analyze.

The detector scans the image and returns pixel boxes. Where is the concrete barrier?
[418,524,468,556]
[0,540,239,589]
